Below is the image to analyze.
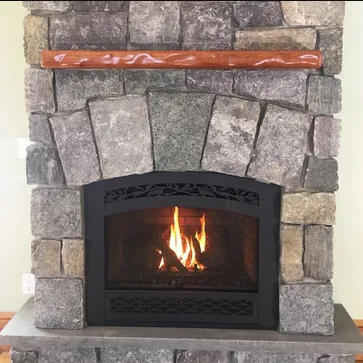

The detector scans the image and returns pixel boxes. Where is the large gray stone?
[10,348,37,363]
[279,283,334,335]
[201,96,260,177]
[247,105,312,188]
[50,13,127,50]
[31,188,82,239]
[318,356,355,363]
[89,96,153,179]
[129,1,180,49]
[233,2,283,28]
[39,347,97,363]
[50,110,101,186]
[281,1,345,26]
[124,70,185,95]
[55,70,123,111]
[186,70,233,94]
[26,144,65,186]
[234,70,308,107]
[25,68,55,113]
[181,4,232,50]
[236,352,316,363]
[307,76,342,115]
[149,92,214,171]
[73,1,126,12]
[29,114,53,145]
[62,239,84,279]
[23,1,72,11]
[34,278,84,329]
[100,348,173,363]
[319,28,343,75]
[314,117,341,158]
[304,225,334,281]
[176,350,229,363]
[31,240,61,277]
[304,157,339,191]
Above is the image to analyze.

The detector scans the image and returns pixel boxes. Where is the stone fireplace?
[2,1,363,363]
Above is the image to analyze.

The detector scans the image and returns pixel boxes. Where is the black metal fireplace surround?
[84,172,280,329]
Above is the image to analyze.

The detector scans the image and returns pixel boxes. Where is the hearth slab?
[1,299,362,354]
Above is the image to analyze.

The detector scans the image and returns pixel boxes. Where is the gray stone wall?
[23,0,344,337]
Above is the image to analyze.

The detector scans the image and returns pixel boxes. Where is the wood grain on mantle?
[41,50,323,70]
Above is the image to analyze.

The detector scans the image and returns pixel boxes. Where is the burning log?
[157,241,189,273]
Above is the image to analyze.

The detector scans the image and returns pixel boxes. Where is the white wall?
[0,1,362,317]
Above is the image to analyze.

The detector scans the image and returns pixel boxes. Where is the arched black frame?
[84,171,280,329]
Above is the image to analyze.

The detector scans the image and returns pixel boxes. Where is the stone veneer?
[20,1,347,362]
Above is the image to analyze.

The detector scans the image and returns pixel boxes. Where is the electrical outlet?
[22,274,35,295]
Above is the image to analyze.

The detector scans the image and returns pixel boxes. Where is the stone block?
[25,68,55,113]
[304,225,334,281]
[181,4,232,50]
[34,278,84,329]
[55,70,123,111]
[23,14,48,65]
[100,348,173,363]
[50,110,101,185]
[89,96,153,178]
[234,70,308,106]
[247,105,312,188]
[29,114,53,145]
[202,96,260,177]
[233,2,283,28]
[236,352,316,363]
[281,1,345,26]
[176,350,229,363]
[73,1,126,12]
[280,225,304,283]
[235,27,316,50]
[31,188,82,239]
[149,92,214,171]
[26,143,65,186]
[281,193,336,225]
[62,239,84,278]
[307,76,342,115]
[129,1,180,49]
[319,28,343,75]
[318,356,355,363]
[23,1,72,11]
[314,117,341,158]
[10,348,37,363]
[39,347,97,363]
[124,70,185,95]
[279,283,334,335]
[31,240,61,277]
[186,70,233,94]
[304,157,338,191]
[50,13,127,50]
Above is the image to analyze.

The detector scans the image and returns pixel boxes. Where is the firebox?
[84,172,280,329]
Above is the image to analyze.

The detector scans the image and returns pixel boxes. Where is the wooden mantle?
[41,50,323,70]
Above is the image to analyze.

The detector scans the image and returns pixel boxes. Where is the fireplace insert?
[84,172,280,329]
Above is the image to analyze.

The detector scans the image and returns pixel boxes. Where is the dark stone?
[23,1,72,11]
[39,347,97,363]
[176,350,229,363]
[186,70,233,94]
[73,1,126,12]
[319,28,343,75]
[50,13,127,50]
[100,348,173,363]
[10,348,37,363]
[31,240,61,278]
[314,117,341,158]
[29,114,53,145]
[236,352,316,363]
[304,157,338,191]
[149,92,214,171]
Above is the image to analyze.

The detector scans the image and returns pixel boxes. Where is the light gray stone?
[50,13,127,50]
[55,70,123,112]
[202,96,260,177]
[319,28,343,75]
[280,225,304,283]
[23,15,48,65]
[281,193,336,225]
[186,70,233,94]
[89,96,153,179]
[182,4,232,50]
[31,240,61,277]
[236,352,316,363]
[304,157,338,191]
[39,347,97,363]
[318,356,355,363]
[149,92,214,171]
[26,144,65,186]
[314,117,341,158]
[304,225,334,281]
[124,70,185,95]
[31,188,82,239]
[29,114,53,145]
[233,2,283,28]
[281,1,345,26]
[234,70,308,106]
[34,278,84,329]
[25,68,55,113]
[73,1,126,12]
[62,239,84,279]
[100,348,173,363]
[279,283,334,335]
[307,76,342,115]
[129,1,180,49]
[176,350,229,363]
[50,110,101,186]
[247,105,312,188]
[235,27,316,50]
[10,348,37,363]
[23,1,72,11]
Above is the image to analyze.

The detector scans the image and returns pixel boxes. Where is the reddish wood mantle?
[41,50,323,70]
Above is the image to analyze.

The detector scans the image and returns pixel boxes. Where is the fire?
[159,207,206,271]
